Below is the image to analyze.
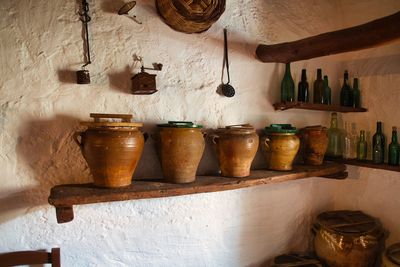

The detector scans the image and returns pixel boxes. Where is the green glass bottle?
[297,69,309,102]
[388,127,399,166]
[313,68,324,104]
[372,121,385,164]
[340,70,353,107]
[281,63,295,102]
[323,75,331,105]
[357,130,368,160]
[353,78,361,108]
[326,112,343,158]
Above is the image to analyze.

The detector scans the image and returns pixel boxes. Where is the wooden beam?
[256,11,400,63]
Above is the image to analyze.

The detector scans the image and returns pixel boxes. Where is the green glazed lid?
[264,124,298,134]
[157,121,203,128]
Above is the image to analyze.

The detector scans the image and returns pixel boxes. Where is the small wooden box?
[131,71,157,94]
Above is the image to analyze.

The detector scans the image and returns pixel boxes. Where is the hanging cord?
[79,0,91,68]
[221,28,230,84]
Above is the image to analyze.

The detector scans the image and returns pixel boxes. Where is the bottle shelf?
[325,158,400,172]
[48,162,347,224]
[273,102,368,113]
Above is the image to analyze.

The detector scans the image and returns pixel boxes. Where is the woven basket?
[156,0,226,33]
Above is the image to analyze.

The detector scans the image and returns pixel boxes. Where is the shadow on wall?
[108,65,133,94]
[0,115,90,224]
[339,54,400,76]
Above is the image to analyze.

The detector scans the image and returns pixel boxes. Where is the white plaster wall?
[0,0,399,266]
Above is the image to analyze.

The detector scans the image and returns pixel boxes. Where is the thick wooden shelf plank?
[273,102,367,113]
[326,158,400,173]
[48,162,346,223]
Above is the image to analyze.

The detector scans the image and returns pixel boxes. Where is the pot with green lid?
[74,113,146,188]
[261,124,300,171]
[312,210,385,267]
[155,121,205,183]
[383,243,400,267]
[211,124,259,177]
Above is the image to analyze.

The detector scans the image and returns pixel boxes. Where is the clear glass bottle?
[353,78,361,108]
[313,69,324,104]
[323,75,331,105]
[388,127,399,166]
[326,112,343,158]
[357,130,367,160]
[372,121,385,164]
[281,63,295,102]
[340,70,353,107]
[343,122,357,159]
[297,69,309,102]
[350,123,358,159]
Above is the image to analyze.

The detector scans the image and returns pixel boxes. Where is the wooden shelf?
[48,162,346,224]
[326,158,400,172]
[273,102,367,113]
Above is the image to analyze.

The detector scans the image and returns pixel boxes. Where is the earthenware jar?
[74,113,145,188]
[301,125,328,165]
[313,210,384,267]
[155,121,205,183]
[211,124,258,177]
[261,124,300,171]
[382,243,400,267]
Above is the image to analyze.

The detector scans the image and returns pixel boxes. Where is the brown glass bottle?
[313,69,324,104]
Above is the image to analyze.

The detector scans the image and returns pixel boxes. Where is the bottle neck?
[301,69,307,81]
[376,122,382,133]
[360,131,365,141]
[317,69,322,80]
[285,63,291,74]
[353,78,359,89]
[392,130,398,143]
[331,117,338,128]
[323,76,329,87]
[343,71,349,86]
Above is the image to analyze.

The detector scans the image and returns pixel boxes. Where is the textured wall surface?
[0,0,399,266]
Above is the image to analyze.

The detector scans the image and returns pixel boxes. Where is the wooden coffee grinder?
[131,57,163,95]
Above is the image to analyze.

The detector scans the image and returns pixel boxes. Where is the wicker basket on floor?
[156,0,226,33]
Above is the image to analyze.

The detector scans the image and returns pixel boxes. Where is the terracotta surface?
[261,133,300,171]
[212,125,259,177]
[301,126,329,165]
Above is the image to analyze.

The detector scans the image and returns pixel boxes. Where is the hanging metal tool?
[76,0,92,84]
[217,28,235,97]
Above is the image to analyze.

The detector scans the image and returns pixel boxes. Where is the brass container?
[300,126,328,165]
[211,124,259,178]
[383,243,400,267]
[261,124,300,171]
[313,210,384,267]
[74,113,145,188]
[156,121,205,183]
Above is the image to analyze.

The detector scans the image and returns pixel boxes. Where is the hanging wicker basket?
[156,0,226,34]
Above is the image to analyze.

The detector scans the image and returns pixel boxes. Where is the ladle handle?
[223,28,230,84]
[89,113,133,122]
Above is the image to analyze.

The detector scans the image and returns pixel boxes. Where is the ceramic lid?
[216,124,256,134]
[387,243,400,265]
[264,124,298,134]
[302,125,327,131]
[80,113,143,128]
[157,121,203,128]
[314,210,381,235]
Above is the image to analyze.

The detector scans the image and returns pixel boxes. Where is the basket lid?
[387,243,400,265]
[80,113,143,128]
[273,253,322,266]
[264,124,298,134]
[314,210,380,234]
[157,121,202,128]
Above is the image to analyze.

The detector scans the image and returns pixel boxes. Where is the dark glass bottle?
[323,75,331,105]
[372,121,385,164]
[281,63,295,102]
[297,69,309,102]
[340,70,353,107]
[353,78,361,108]
[357,130,367,160]
[388,127,399,166]
[313,69,324,104]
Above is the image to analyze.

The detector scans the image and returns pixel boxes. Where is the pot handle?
[143,132,149,142]
[264,137,270,151]
[73,131,84,147]
[210,134,219,145]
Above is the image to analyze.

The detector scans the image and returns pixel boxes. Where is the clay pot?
[155,121,205,183]
[301,126,328,165]
[211,124,259,177]
[313,210,384,267]
[261,124,300,171]
[74,113,145,188]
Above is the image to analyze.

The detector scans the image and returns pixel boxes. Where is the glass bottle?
[388,127,399,166]
[326,112,343,158]
[343,122,352,159]
[313,69,324,104]
[340,70,353,107]
[281,63,295,102]
[372,121,385,164]
[353,78,361,108]
[357,130,367,160]
[323,75,331,105]
[297,69,309,102]
[350,123,358,159]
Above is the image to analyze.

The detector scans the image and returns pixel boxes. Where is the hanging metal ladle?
[218,28,235,97]
[76,0,92,84]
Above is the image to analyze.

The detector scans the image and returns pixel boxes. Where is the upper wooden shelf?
[48,162,346,224]
[326,158,400,173]
[274,102,367,113]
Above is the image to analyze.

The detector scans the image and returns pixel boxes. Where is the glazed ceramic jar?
[383,243,400,267]
[313,210,384,267]
[261,124,300,171]
[74,113,145,188]
[155,121,205,183]
[300,126,328,165]
[211,124,259,177]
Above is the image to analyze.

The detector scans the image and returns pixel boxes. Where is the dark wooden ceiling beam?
[256,11,400,63]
